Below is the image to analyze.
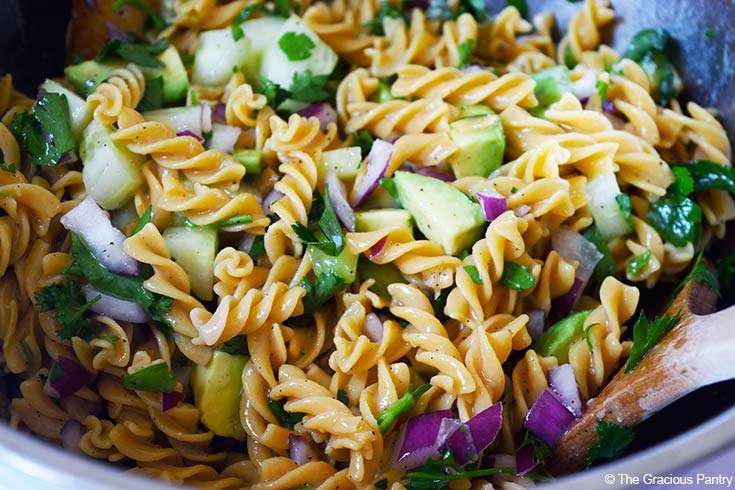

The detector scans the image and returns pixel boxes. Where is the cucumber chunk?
[321,147,362,180]
[587,173,634,240]
[192,28,253,86]
[163,226,218,301]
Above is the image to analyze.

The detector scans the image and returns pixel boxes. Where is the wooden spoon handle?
[548,278,726,473]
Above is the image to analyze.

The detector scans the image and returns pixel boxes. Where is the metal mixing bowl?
[0,0,733,488]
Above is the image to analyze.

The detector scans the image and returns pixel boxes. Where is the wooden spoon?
[549,274,733,473]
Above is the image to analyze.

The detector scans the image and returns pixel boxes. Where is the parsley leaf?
[404,449,514,490]
[623,28,669,62]
[457,39,474,69]
[136,77,164,112]
[647,187,702,247]
[220,335,249,355]
[667,251,720,308]
[0,148,15,173]
[300,270,347,315]
[267,394,305,429]
[11,93,76,167]
[673,160,735,193]
[462,265,483,285]
[622,29,677,105]
[122,362,176,393]
[261,78,290,107]
[376,384,431,433]
[111,0,167,32]
[279,32,316,61]
[624,311,681,373]
[289,70,330,102]
[249,235,266,257]
[363,1,406,36]
[582,224,616,286]
[132,207,152,235]
[615,193,633,226]
[499,262,535,291]
[505,0,528,17]
[291,187,344,255]
[96,38,169,68]
[586,420,636,466]
[337,389,350,406]
[671,166,694,196]
[518,431,553,467]
[352,130,375,158]
[626,250,651,276]
[35,279,100,340]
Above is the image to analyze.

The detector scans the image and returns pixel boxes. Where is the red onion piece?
[161,391,184,412]
[551,228,602,284]
[61,420,87,453]
[603,99,617,114]
[466,402,503,454]
[207,124,241,153]
[326,171,355,232]
[394,409,453,470]
[523,389,576,447]
[477,192,508,222]
[238,233,256,253]
[297,103,337,132]
[288,434,311,465]
[84,0,98,10]
[44,356,88,399]
[514,204,532,217]
[526,308,545,340]
[363,313,383,342]
[369,237,387,260]
[177,129,205,143]
[36,88,48,103]
[58,150,78,166]
[350,139,393,207]
[213,102,227,124]
[262,188,284,211]
[201,103,213,133]
[61,196,140,276]
[548,364,582,418]
[551,276,585,319]
[82,284,149,323]
[415,166,454,182]
[436,417,476,466]
[515,445,538,476]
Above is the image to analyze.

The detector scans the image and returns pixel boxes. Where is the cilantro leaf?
[583,224,615,286]
[564,45,577,69]
[249,235,266,257]
[462,265,483,285]
[291,187,344,255]
[404,449,514,490]
[624,311,681,373]
[96,38,169,68]
[457,39,474,69]
[499,262,535,291]
[300,270,347,315]
[0,148,15,173]
[623,28,669,62]
[430,288,450,323]
[111,0,167,32]
[376,384,431,433]
[122,362,176,393]
[671,166,694,196]
[337,389,350,406]
[278,32,316,61]
[626,250,651,276]
[667,252,720,309]
[319,185,345,254]
[132,207,152,235]
[363,1,406,36]
[352,130,375,158]
[136,77,164,112]
[615,193,633,226]
[586,420,636,466]
[647,188,702,247]
[35,279,100,340]
[220,335,249,355]
[518,431,553,467]
[289,70,330,103]
[260,78,290,108]
[505,0,528,18]
[673,160,735,193]
[11,93,76,167]
[267,394,305,429]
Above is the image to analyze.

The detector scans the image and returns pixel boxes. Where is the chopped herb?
[596,78,609,103]
[564,45,577,69]
[292,187,344,255]
[267,394,305,429]
[623,28,669,62]
[111,0,167,32]
[626,250,651,276]
[96,38,170,68]
[337,389,350,406]
[35,279,100,340]
[11,93,76,167]
[615,193,633,226]
[462,265,483,285]
[122,362,176,393]
[261,78,289,107]
[136,77,164,112]
[289,70,330,102]
[375,479,389,490]
[499,262,535,291]
[457,39,474,69]
[583,224,615,286]
[0,149,15,173]
[376,384,431,433]
[624,311,681,373]
[98,335,120,344]
[457,249,470,260]
[381,176,400,203]
[705,28,714,40]
[249,235,266,257]
[673,160,735,193]
[518,431,553,467]
[352,130,374,158]
[220,335,249,355]
[505,0,528,17]
[208,214,253,228]
[647,186,702,247]
[278,32,316,61]
[300,270,347,315]
[363,1,406,36]
[586,420,636,466]
[132,207,152,235]
[671,166,694,196]
[622,29,676,105]
[510,186,518,194]
[668,252,720,306]
[581,323,598,350]
[404,449,514,490]
[49,361,64,382]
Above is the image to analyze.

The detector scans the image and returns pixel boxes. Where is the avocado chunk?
[457,104,494,119]
[157,45,190,105]
[192,351,248,440]
[355,209,413,235]
[233,149,263,175]
[163,226,218,301]
[80,120,145,210]
[308,245,358,283]
[530,66,572,116]
[392,171,485,255]
[358,257,406,299]
[533,310,593,363]
[65,60,123,98]
[321,147,362,180]
[448,111,505,178]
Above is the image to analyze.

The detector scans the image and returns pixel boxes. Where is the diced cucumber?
[587,172,634,240]
[321,147,362,180]
[192,28,253,87]
[358,257,406,299]
[80,120,145,210]
[157,45,190,105]
[40,79,92,140]
[233,149,263,175]
[259,15,338,89]
[238,16,288,86]
[355,209,413,235]
[308,245,358,284]
[143,106,203,136]
[163,226,218,301]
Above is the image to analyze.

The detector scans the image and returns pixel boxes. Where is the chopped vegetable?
[499,262,535,291]
[249,235,266,257]
[462,265,483,285]
[403,449,513,490]
[615,193,633,226]
[671,166,694,196]
[289,70,331,103]
[82,284,149,323]
[45,356,89,398]
[377,384,431,433]
[292,189,345,256]
[11,92,76,167]
[206,214,253,228]
[586,420,636,466]
[673,160,735,193]
[337,389,350,406]
[300,270,347,315]
[132,207,152,235]
[351,139,393,206]
[96,38,170,68]
[517,430,553,468]
[596,78,609,103]
[220,335,249,355]
[122,362,177,393]
[457,39,474,69]
[548,364,583,418]
[647,187,702,247]
[624,311,681,373]
[715,256,735,293]
[231,5,280,41]
[98,335,120,344]
[267,395,305,429]
[352,130,375,158]
[136,77,164,112]
[626,250,652,276]
[35,279,100,340]
[523,389,576,446]
[279,32,315,61]
[622,28,677,105]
